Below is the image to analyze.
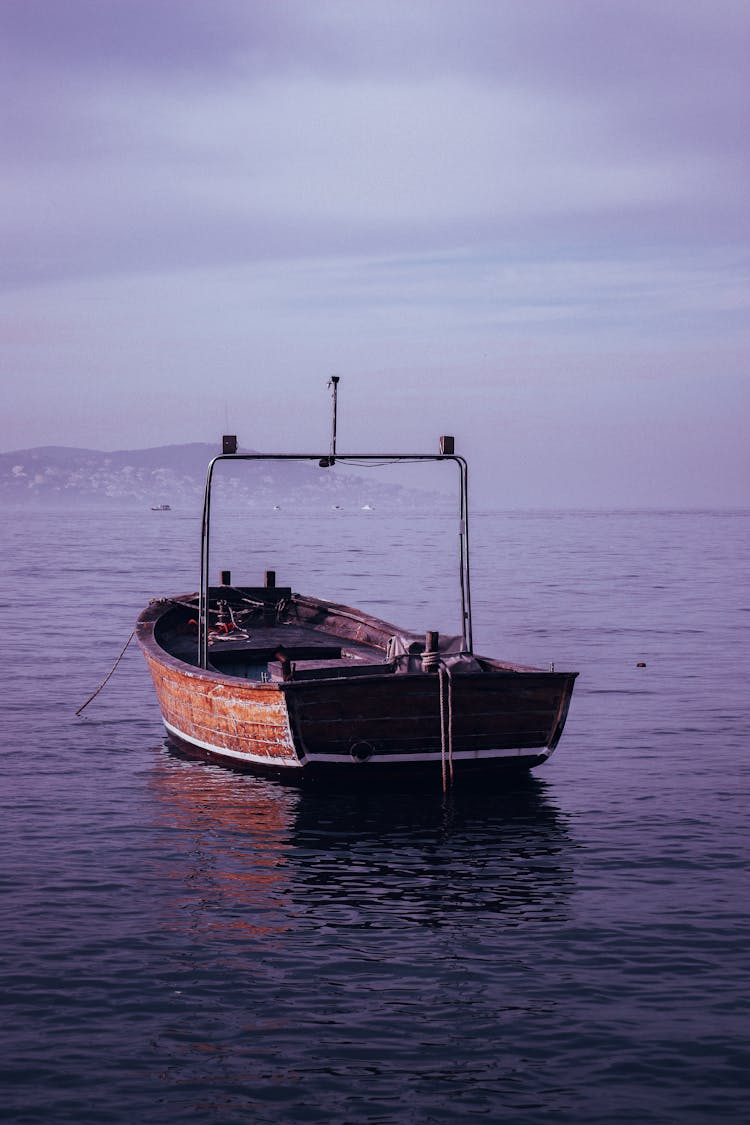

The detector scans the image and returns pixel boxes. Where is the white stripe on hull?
[163,718,550,769]
[305,746,552,764]
[163,719,302,768]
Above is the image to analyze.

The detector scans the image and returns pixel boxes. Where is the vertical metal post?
[459,456,473,651]
[198,457,219,670]
[447,455,472,652]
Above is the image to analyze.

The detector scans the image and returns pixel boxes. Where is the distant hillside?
[0,444,440,510]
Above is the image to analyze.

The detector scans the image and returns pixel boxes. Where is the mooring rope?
[438,663,455,792]
[447,666,454,786]
[75,629,136,716]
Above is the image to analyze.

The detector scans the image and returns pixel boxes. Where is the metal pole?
[458,456,473,651]
[452,456,472,652]
[198,457,219,669]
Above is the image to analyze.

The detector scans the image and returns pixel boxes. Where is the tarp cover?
[386,633,482,674]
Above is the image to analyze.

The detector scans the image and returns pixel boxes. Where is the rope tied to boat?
[438,661,454,792]
[220,586,289,621]
[75,629,136,716]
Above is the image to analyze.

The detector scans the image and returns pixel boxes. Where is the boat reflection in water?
[148,748,299,943]
[148,743,576,940]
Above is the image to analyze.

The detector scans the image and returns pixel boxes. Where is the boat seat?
[267,660,395,682]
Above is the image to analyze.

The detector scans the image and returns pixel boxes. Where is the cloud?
[3,14,747,291]
[1,1,748,505]
[0,0,250,74]
[2,0,747,295]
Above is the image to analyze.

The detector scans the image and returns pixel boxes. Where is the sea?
[1,504,748,1124]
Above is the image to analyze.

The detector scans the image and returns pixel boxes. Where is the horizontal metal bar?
[202,453,467,462]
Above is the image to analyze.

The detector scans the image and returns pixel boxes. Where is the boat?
[151,503,171,511]
[136,388,577,784]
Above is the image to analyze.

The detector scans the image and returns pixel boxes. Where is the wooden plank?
[146,655,298,762]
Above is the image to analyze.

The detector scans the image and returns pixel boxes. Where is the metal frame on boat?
[198,449,472,671]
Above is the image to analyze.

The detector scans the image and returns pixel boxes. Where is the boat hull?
[139,632,576,781]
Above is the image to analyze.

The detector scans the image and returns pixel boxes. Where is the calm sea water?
[1,505,748,1123]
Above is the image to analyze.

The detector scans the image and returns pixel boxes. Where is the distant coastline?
[0,443,445,510]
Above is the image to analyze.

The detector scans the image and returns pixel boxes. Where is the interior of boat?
[153,582,501,684]
[156,584,409,683]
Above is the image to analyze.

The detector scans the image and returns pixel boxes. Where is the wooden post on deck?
[422,631,440,672]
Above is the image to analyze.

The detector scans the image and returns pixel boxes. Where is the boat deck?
[166,621,392,681]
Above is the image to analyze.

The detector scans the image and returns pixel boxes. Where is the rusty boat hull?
[136,589,577,781]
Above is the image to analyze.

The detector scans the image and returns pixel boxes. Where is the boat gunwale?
[136,593,576,690]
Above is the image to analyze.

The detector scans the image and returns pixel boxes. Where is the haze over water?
[1,505,747,1122]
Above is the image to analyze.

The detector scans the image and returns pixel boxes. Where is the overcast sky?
[1,0,748,507]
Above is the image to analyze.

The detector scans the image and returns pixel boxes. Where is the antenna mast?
[329,375,340,460]
[320,375,340,467]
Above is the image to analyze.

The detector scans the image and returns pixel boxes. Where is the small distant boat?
[361,504,374,511]
[136,384,577,784]
[151,503,171,511]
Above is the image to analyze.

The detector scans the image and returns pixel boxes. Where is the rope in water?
[75,629,136,716]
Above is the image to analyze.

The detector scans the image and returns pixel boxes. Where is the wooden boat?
[136,414,577,783]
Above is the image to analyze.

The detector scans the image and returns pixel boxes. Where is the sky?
[1,0,748,508]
